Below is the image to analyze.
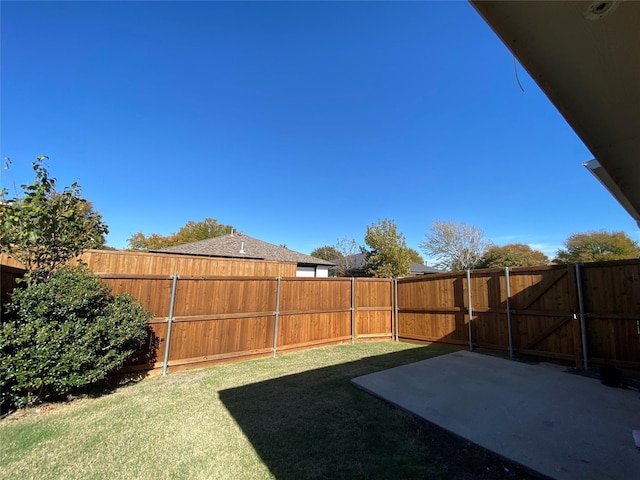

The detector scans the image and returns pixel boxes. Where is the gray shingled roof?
[152,234,334,266]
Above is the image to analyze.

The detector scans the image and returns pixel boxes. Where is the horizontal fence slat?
[400,307,464,313]
[276,336,352,352]
[518,349,575,362]
[398,333,470,347]
[97,273,174,280]
[171,312,275,322]
[512,310,575,317]
[169,348,275,367]
[590,357,640,369]
[356,333,393,339]
[586,313,640,321]
[356,306,393,312]
[278,308,351,316]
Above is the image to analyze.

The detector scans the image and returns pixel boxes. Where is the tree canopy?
[128,218,234,251]
[420,220,490,272]
[310,245,343,261]
[364,219,412,278]
[311,237,362,277]
[407,248,424,265]
[555,231,640,264]
[0,156,108,283]
[476,243,549,269]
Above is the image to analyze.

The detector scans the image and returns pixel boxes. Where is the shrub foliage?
[1,265,152,408]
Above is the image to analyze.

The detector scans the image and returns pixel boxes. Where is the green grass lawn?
[1,342,537,479]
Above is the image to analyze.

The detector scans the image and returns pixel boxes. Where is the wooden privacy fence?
[100,274,395,374]
[75,249,298,277]
[397,260,640,370]
[2,257,639,374]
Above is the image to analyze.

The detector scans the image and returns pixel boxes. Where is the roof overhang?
[470,1,640,225]
[583,159,640,227]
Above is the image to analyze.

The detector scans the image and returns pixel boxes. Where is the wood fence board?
[277,312,351,348]
[473,312,510,349]
[513,314,576,356]
[356,310,393,336]
[356,279,393,307]
[169,316,273,360]
[399,312,467,343]
[172,278,277,316]
[279,278,351,312]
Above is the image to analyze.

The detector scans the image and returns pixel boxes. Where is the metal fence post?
[272,277,281,358]
[351,277,356,344]
[394,278,399,342]
[162,273,179,376]
[466,269,474,351]
[505,267,514,358]
[575,263,589,370]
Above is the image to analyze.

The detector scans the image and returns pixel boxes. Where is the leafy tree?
[476,243,549,269]
[407,248,424,265]
[174,218,234,244]
[310,245,343,261]
[127,232,178,251]
[555,231,640,264]
[127,217,234,251]
[0,265,153,408]
[420,220,491,272]
[364,219,412,278]
[0,156,108,284]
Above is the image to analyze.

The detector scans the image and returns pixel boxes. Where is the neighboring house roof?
[333,253,441,276]
[470,1,640,226]
[409,263,441,275]
[152,234,334,266]
[341,252,367,272]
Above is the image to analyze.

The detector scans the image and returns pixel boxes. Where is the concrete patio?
[352,351,640,480]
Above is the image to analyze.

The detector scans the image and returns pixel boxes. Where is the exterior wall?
[296,266,316,277]
[316,266,330,278]
[296,265,330,277]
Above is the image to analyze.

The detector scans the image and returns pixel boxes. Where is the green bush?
[0,265,153,408]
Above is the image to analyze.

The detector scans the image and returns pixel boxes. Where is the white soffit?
[470,1,640,225]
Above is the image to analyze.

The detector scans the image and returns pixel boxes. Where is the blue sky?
[2,1,638,262]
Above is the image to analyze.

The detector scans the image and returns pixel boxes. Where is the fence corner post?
[272,277,281,358]
[466,269,474,351]
[574,263,589,370]
[162,273,179,376]
[394,278,399,342]
[351,277,356,344]
[505,267,514,359]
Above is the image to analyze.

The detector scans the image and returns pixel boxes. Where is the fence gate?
[508,266,584,368]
